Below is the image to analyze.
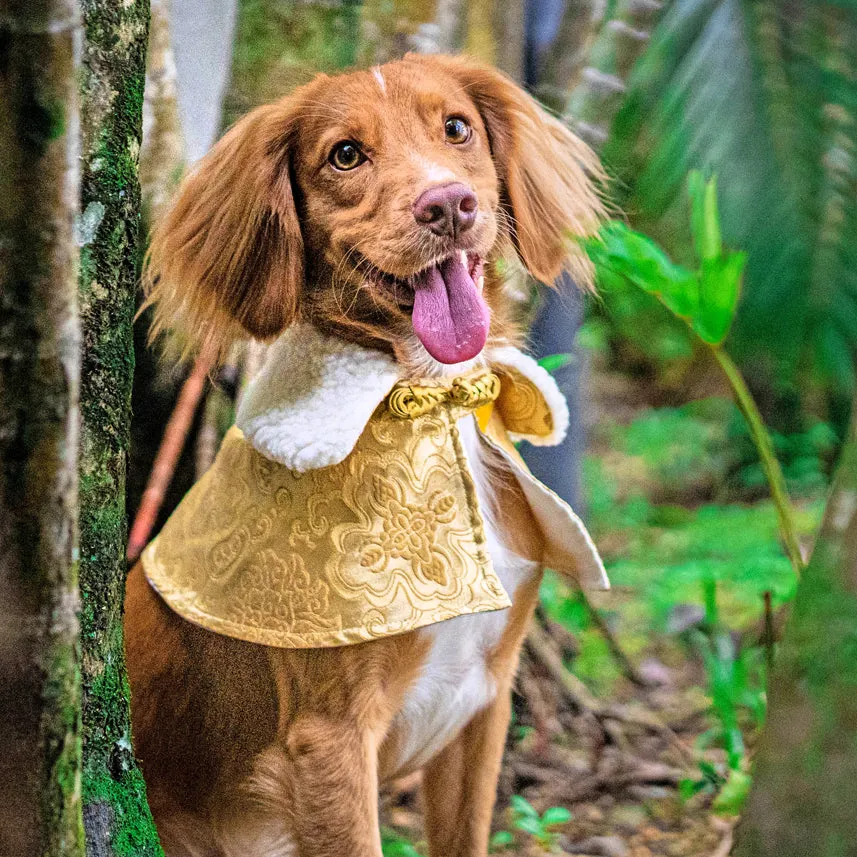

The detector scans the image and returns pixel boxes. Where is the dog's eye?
[329,141,365,171]
[444,117,471,144]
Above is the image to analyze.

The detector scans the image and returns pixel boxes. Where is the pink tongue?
[411,256,490,364]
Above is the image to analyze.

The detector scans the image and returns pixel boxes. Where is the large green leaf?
[603,0,857,393]
[589,174,744,346]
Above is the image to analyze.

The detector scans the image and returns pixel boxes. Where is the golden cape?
[142,325,607,648]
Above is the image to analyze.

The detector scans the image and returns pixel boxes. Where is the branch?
[126,357,209,562]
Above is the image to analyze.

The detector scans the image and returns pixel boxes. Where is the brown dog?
[125,54,608,857]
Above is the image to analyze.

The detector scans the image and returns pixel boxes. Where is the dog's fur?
[126,54,605,857]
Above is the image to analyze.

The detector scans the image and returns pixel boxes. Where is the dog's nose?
[413,183,478,238]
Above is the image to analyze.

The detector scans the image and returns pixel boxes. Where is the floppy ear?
[144,99,304,360]
[412,55,606,286]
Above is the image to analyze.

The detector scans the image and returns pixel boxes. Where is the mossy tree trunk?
[77,2,163,855]
[0,1,85,855]
[734,396,857,856]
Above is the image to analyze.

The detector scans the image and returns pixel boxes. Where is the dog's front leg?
[286,715,384,857]
[422,687,512,857]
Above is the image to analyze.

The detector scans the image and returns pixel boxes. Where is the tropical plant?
[604,1,857,399]
[588,172,805,573]
[680,579,761,815]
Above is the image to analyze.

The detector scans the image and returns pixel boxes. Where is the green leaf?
[489,831,514,852]
[538,353,574,374]
[712,768,753,816]
[513,816,545,837]
[590,221,700,319]
[540,807,572,828]
[698,760,725,785]
[694,252,746,344]
[689,171,722,264]
[381,837,421,857]
[509,794,539,819]
[679,777,710,801]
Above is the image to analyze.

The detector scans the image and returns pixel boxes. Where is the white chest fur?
[390,417,539,775]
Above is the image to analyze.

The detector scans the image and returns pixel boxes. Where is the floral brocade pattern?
[495,367,555,438]
[142,402,511,648]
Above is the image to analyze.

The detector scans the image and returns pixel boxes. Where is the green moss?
[78,0,162,854]
[85,771,161,857]
[42,633,86,856]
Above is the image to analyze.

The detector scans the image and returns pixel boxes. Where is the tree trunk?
[533,0,596,107]
[0,2,84,855]
[140,0,184,225]
[77,2,163,854]
[563,0,664,150]
[734,397,857,856]
[222,0,364,128]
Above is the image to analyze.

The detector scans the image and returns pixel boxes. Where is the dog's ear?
[414,56,606,286]
[144,100,304,360]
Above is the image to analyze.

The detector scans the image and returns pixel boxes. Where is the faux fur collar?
[236,323,570,473]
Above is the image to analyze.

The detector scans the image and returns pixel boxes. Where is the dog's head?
[146,55,605,368]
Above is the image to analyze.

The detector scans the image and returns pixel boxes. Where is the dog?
[125,54,608,857]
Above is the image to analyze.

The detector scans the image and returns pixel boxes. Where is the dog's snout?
[413,183,478,238]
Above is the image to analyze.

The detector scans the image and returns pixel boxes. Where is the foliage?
[734,396,857,856]
[679,580,763,814]
[603,0,857,395]
[729,415,839,498]
[588,172,805,572]
[607,398,734,496]
[583,453,814,629]
[588,176,745,347]
[538,353,575,374]
[224,0,363,125]
[490,796,572,852]
[381,827,423,857]
[592,396,837,502]
[541,400,823,697]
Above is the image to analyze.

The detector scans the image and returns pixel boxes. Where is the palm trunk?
[564,0,664,151]
[534,0,597,108]
[0,1,85,854]
[734,394,857,855]
[77,1,163,854]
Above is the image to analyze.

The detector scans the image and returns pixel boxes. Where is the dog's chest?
[389,418,539,775]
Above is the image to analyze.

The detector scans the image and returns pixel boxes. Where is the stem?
[763,590,775,673]
[712,347,804,574]
[580,592,651,688]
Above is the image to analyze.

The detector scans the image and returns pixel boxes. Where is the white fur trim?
[237,326,570,471]
[487,345,570,447]
[236,323,401,473]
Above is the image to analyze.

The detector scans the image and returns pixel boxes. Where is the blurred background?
[132,2,856,854]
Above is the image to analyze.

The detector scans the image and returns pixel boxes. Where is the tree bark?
[563,0,664,150]
[222,0,364,128]
[77,2,163,855]
[0,1,85,855]
[734,396,857,856]
[140,0,184,226]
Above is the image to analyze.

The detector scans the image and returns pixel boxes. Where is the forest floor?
[379,356,828,857]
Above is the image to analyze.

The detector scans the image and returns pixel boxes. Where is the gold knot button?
[386,372,501,419]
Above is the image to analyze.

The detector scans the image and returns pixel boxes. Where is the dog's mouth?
[364,251,489,365]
